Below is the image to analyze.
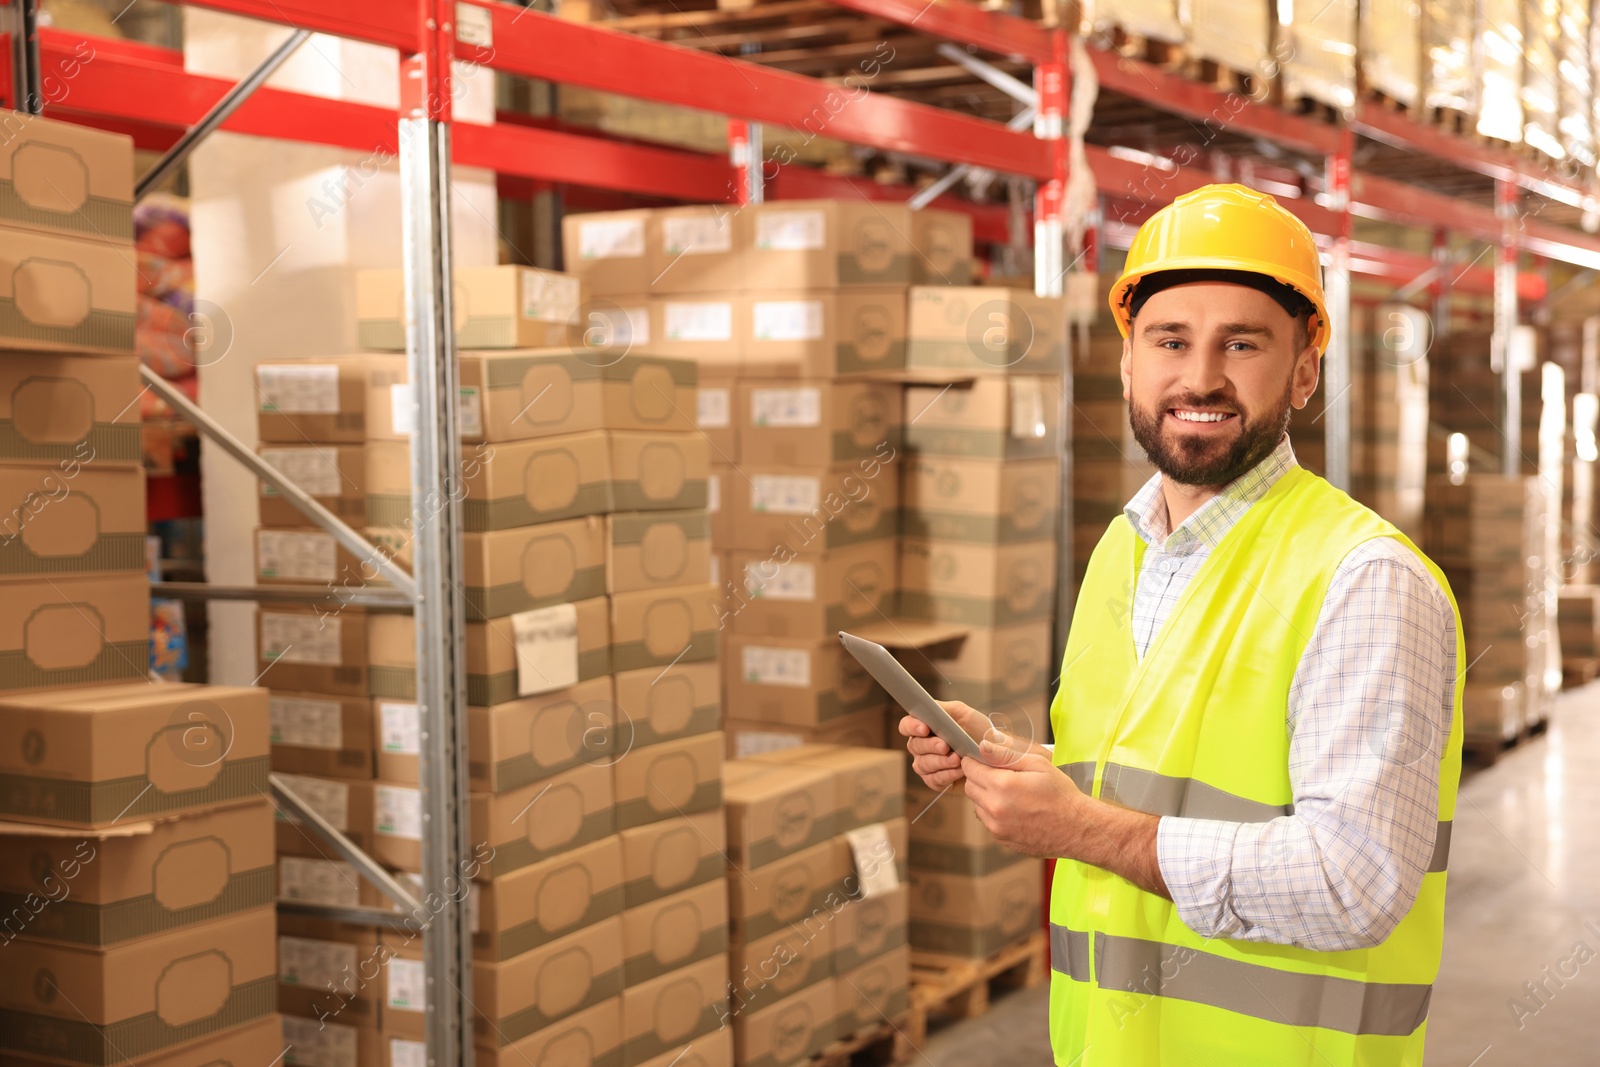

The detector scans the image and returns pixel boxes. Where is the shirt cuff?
[1156,816,1243,938]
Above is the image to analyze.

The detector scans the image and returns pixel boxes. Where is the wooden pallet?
[1562,656,1600,689]
[1463,716,1550,767]
[1289,94,1344,125]
[904,932,1048,1045]
[1362,88,1415,117]
[809,1015,916,1067]
[1104,27,1187,69]
[1427,106,1472,135]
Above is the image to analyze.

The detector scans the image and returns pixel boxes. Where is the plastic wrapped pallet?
[1475,0,1524,143]
[1558,0,1594,166]
[1181,0,1270,78]
[1359,0,1421,108]
[1520,0,1561,158]
[1420,0,1475,115]
[1082,0,1185,45]
[1279,0,1358,109]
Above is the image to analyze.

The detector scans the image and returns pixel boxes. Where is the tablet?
[837,631,992,763]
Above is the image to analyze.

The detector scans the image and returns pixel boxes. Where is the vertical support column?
[1494,178,1521,476]
[6,0,40,114]
[1430,228,1450,340]
[400,4,473,1065]
[1323,128,1354,492]
[1033,33,1066,299]
[728,119,763,205]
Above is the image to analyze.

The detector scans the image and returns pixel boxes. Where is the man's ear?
[1120,334,1133,401]
[1291,335,1320,409]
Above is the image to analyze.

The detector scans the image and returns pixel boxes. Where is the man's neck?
[1159,479,1221,533]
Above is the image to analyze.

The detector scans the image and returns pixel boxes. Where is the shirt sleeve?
[1154,537,1457,951]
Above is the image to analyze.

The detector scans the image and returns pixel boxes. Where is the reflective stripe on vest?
[1049,923,1434,1037]
[1058,761,1453,872]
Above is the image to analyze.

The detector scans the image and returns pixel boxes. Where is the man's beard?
[1128,376,1294,487]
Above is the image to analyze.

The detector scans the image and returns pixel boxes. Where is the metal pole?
[1032,37,1066,298]
[909,106,1036,211]
[270,773,426,915]
[1323,130,1354,491]
[135,28,312,201]
[1495,179,1521,476]
[139,367,416,597]
[7,0,40,115]
[401,3,473,1060]
[728,119,763,204]
[1430,228,1450,340]
[935,43,1040,107]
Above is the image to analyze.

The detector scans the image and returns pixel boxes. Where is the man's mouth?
[1168,408,1237,424]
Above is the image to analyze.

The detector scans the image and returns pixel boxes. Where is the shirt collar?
[1124,435,1299,550]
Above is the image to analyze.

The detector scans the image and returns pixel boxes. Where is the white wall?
[186,13,499,684]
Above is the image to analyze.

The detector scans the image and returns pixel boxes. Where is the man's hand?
[961,742,1084,857]
[899,701,1045,790]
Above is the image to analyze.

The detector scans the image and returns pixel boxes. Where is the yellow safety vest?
[1048,466,1463,1066]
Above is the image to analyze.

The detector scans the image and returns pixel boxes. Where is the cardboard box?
[356,265,583,350]
[0,907,276,1062]
[745,200,912,289]
[633,1028,731,1067]
[0,352,141,468]
[723,634,886,727]
[722,707,889,758]
[647,294,744,369]
[563,209,654,295]
[742,289,909,378]
[910,209,975,285]
[0,681,267,828]
[698,376,737,462]
[723,759,839,870]
[258,355,404,444]
[0,225,136,354]
[259,605,370,697]
[0,799,274,946]
[730,978,837,1067]
[0,114,132,243]
[832,886,908,976]
[366,597,610,706]
[726,459,900,555]
[277,854,382,911]
[607,510,713,593]
[834,814,908,886]
[279,913,384,1026]
[457,350,697,442]
[748,745,903,832]
[613,731,723,831]
[651,205,744,294]
[280,1014,378,1067]
[370,780,425,870]
[619,809,725,909]
[273,773,377,860]
[900,620,1054,709]
[270,689,375,780]
[0,464,144,577]
[725,838,851,944]
[255,527,377,588]
[106,1016,286,1067]
[621,878,728,987]
[738,380,900,468]
[613,660,720,750]
[709,465,733,547]
[905,779,1031,873]
[902,377,1060,459]
[837,945,911,1034]
[908,858,1043,958]
[905,287,1064,374]
[610,430,710,513]
[257,444,366,528]
[899,539,1056,627]
[0,573,148,693]
[472,763,615,879]
[730,918,834,1016]
[473,997,623,1067]
[474,835,623,962]
[609,583,719,674]
[463,515,607,620]
[728,541,896,638]
[901,456,1060,544]
[622,955,729,1067]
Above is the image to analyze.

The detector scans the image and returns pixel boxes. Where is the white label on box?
[273,773,350,830]
[707,472,721,514]
[511,603,580,696]
[742,645,812,688]
[455,0,493,46]
[735,731,804,758]
[380,701,421,755]
[270,695,345,750]
[584,304,650,349]
[662,213,732,255]
[258,530,337,583]
[747,559,816,601]
[752,300,825,343]
[376,784,423,840]
[750,474,820,515]
[846,823,901,899]
[278,856,361,907]
[259,448,343,498]
[751,386,822,427]
[279,935,356,989]
[261,613,344,666]
[386,382,475,436]
[664,301,733,343]
[258,364,338,414]
[459,386,484,436]
[697,386,731,429]
[390,383,415,436]
[522,270,581,325]
[390,1039,427,1067]
[756,210,827,251]
[578,217,645,260]
[387,958,427,1012]
[283,1013,359,1067]
[1009,377,1047,440]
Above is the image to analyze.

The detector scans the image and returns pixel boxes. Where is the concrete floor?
[918,683,1600,1066]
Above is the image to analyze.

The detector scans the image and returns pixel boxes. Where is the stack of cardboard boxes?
[722,746,909,1067]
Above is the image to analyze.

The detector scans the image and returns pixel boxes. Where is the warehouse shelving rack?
[8,0,1599,1060]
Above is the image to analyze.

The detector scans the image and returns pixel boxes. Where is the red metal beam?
[455,120,734,201]
[460,2,1052,179]
[821,0,1052,63]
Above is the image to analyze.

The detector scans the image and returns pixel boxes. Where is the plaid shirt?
[1122,436,1457,951]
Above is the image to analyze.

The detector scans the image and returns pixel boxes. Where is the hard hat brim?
[1109,258,1331,357]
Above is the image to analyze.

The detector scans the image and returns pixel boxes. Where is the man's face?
[1121,281,1320,487]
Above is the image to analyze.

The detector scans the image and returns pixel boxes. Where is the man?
[902,184,1462,1066]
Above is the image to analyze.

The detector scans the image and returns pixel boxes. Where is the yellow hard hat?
[1108,183,1330,355]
